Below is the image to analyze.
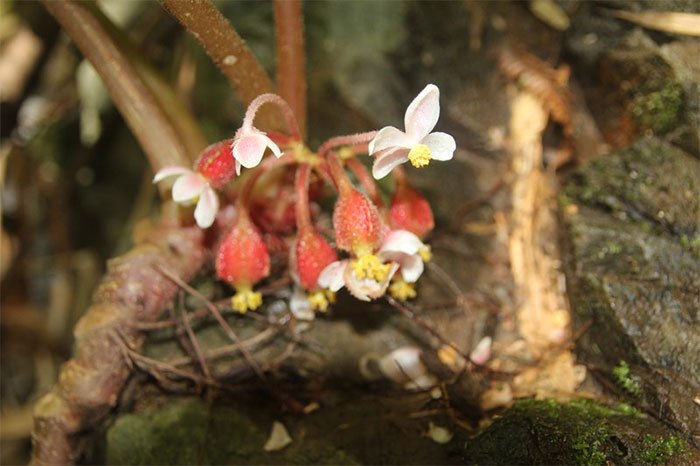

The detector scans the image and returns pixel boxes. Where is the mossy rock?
[561,137,700,438]
[463,399,697,465]
[105,399,356,465]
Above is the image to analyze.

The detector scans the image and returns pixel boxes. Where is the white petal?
[369,126,412,154]
[232,133,267,168]
[470,336,492,365]
[153,166,190,183]
[193,186,219,228]
[317,260,347,292]
[263,421,292,452]
[380,230,424,255]
[235,159,242,176]
[172,172,205,202]
[263,134,282,158]
[371,147,409,180]
[399,255,424,283]
[404,84,440,139]
[377,251,424,283]
[421,132,456,161]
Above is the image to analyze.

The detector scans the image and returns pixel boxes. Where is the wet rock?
[463,399,698,465]
[561,136,700,441]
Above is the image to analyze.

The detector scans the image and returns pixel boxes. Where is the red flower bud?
[292,228,338,290]
[195,139,236,188]
[333,188,382,254]
[389,183,434,239]
[216,213,270,288]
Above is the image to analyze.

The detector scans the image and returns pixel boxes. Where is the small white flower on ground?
[376,347,437,391]
[369,84,456,179]
[231,127,282,175]
[263,421,292,451]
[153,166,219,228]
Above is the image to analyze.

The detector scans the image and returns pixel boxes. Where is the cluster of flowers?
[154,84,455,318]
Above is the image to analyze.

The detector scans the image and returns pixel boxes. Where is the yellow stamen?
[338,146,355,160]
[389,278,417,301]
[308,290,331,312]
[352,254,391,282]
[419,245,432,262]
[408,144,432,168]
[292,142,319,165]
[231,287,263,314]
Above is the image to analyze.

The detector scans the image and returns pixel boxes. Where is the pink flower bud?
[390,183,434,239]
[194,139,236,188]
[216,213,270,288]
[333,188,382,255]
[292,228,338,290]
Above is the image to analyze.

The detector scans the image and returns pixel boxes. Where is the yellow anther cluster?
[231,288,263,313]
[308,290,336,312]
[389,279,417,301]
[418,245,432,262]
[407,144,432,168]
[437,344,467,372]
[292,143,319,164]
[352,254,391,282]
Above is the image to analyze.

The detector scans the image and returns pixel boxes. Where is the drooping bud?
[216,212,270,313]
[292,228,338,290]
[389,182,434,239]
[333,188,382,255]
[194,139,236,188]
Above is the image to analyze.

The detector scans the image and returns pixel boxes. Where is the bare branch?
[41,0,191,171]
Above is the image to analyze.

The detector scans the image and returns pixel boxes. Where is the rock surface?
[561,136,700,441]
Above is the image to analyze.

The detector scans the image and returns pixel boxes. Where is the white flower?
[231,126,282,175]
[317,258,398,302]
[369,84,456,179]
[377,229,428,283]
[153,166,219,228]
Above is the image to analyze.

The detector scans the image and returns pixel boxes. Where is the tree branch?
[159,0,282,131]
[41,0,191,171]
[30,224,209,464]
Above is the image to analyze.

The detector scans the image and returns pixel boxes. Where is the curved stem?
[274,0,306,138]
[242,93,301,141]
[317,131,377,159]
[236,155,296,209]
[294,164,312,231]
[346,158,383,207]
[326,154,353,194]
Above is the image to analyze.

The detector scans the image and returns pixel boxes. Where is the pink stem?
[242,93,301,141]
[346,158,383,207]
[294,164,312,231]
[317,131,377,159]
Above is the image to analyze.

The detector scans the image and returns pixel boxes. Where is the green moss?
[463,399,694,465]
[632,81,684,134]
[680,234,700,260]
[638,434,688,464]
[106,399,357,465]
[613,361,642,397]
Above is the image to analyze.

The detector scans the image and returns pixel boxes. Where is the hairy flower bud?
[333,188,382,255]
[292,228,338,290]
[389,183,434,239]
[216,213,270,291]
[194,139,236,188]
